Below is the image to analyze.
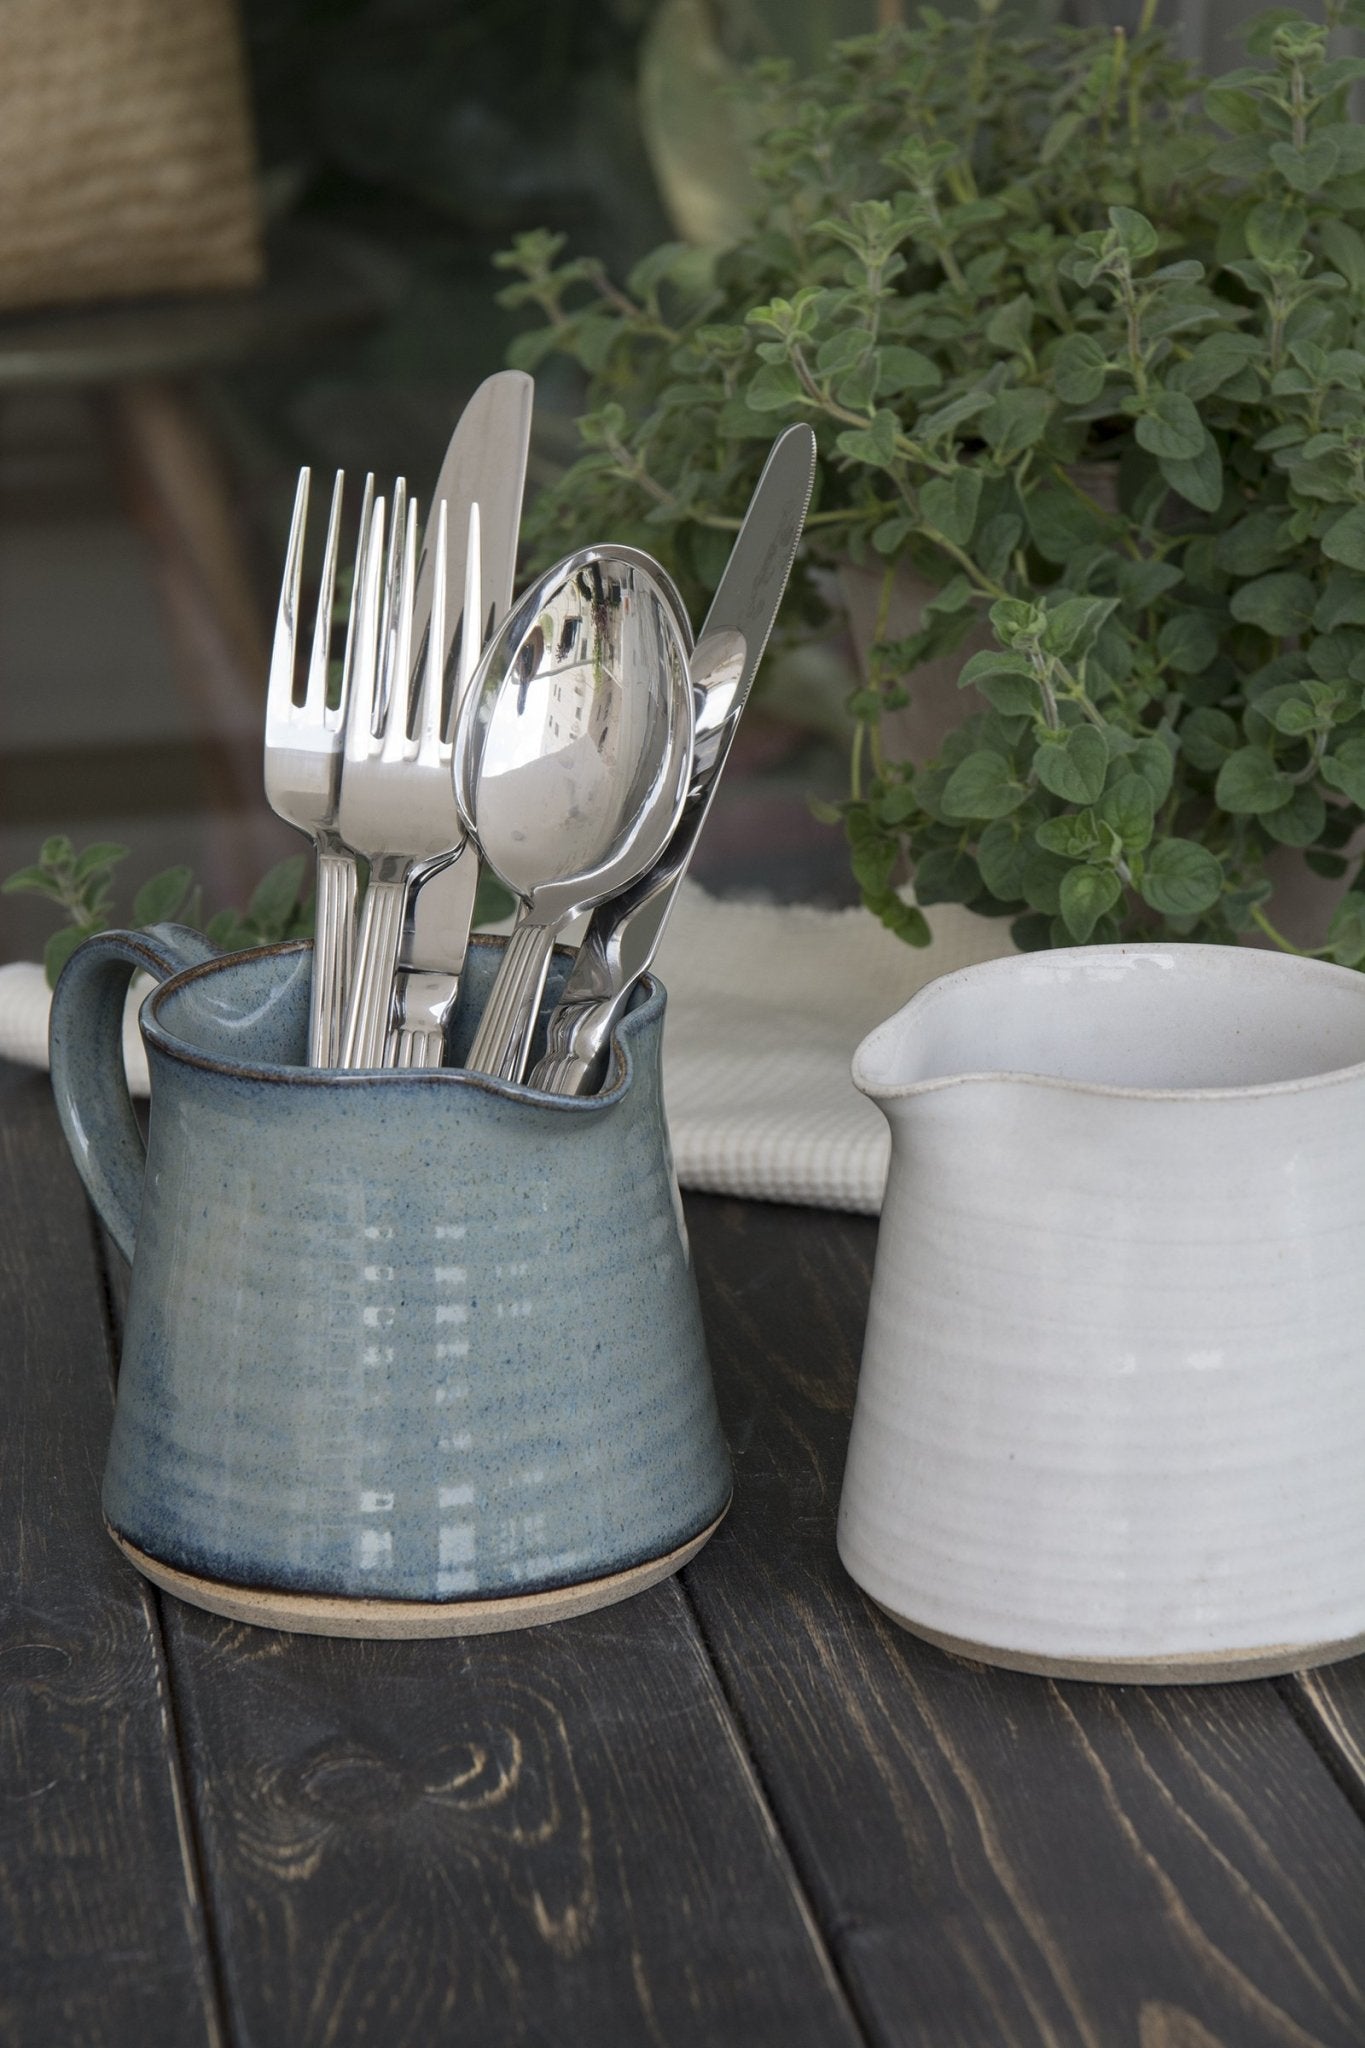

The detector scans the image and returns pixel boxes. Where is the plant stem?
[1289,55,1308,151]
[605,439,741,529]
[1250,902,1325,955]
[935,238,969,292]
[1119,273,1148,397]
[919,524,1010,598]
[589,264,678,343]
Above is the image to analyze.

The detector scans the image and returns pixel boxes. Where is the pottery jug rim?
[141,934,663,1110]
[852,940,1365,1106]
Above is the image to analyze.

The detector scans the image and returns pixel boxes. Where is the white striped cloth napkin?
[0,885,1015,1213]
[652,884,1014,1210]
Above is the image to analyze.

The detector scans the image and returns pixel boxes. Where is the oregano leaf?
[1139,839,1223,916]
[1230,573,1317,637]
[1322,506,1365,572]
[1098,774,1155,852]
[941,749,1029,820]
[1327,892,1365,967]
[1159,437,1224,513]
[1134,390,1207,461]
[44,927,85,989]
[1215,747,1295,814]
[132,866,194,927]
[1051,333,1108,403]
[836,410,898,467]
[1321,736,1365,807]
[746,361,805,412]
[1059,865,1121,943]
[1035,726,1108,804]
[920,470,982,548]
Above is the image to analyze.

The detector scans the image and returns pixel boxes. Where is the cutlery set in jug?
[42,370,812,1635]
[266,370,816,1092]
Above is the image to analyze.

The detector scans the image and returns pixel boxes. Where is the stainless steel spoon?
[453,547,695,1084]
[526,628,746,1097]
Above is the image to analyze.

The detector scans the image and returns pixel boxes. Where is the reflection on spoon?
[453,546,695,1084]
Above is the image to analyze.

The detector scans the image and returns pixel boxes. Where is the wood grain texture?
[155,1587,859,2048]
[681,1194,1365,2048]
[0,1065,218,2048]
[1289,1664,1365,1814]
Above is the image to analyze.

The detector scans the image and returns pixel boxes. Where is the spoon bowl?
[454,546,695,1082]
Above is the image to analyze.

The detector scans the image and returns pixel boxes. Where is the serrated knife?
[527,421,817,1096]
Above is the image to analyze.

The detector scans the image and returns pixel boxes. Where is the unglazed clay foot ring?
[869,1599,1365,1686]
[109,1503,728,1639]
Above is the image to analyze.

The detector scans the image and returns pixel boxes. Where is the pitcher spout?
[855,941,1365,1110]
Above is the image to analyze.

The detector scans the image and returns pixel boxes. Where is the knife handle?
[391,993,452,1068]
[527,990,623,1097]
[388,851,479,1067]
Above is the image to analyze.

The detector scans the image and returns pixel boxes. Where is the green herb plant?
[497,0,1365,961]
[3,839,517,984]
[3,840,313,986]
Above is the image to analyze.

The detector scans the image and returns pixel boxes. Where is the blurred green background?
[0,0,1288,959]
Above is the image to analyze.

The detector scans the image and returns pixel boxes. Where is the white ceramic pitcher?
[839,943,1365,1683]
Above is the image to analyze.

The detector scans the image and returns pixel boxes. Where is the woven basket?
[0,0,263,315]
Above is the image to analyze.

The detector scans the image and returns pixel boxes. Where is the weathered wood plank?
[153,1582,860,2048]
[88,1164,863,2048]
[0,1065,219,2048]
[1289,1665,1365,1812]
[682,1195,1365,2048]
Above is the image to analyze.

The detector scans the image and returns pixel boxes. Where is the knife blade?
[389,370,534,1066]
[408,368,533,729]
[528,421,817,1096]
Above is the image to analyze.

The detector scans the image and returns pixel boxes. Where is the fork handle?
[341,860,410,1068]
[309,841,358,1068]
[463,917,557,1084]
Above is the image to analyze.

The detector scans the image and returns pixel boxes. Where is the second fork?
[338,493,468,1068]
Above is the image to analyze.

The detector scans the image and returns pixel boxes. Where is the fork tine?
[455,499,482,702]
[344,494,387,767]
[267,467,309,718]
[337,471,375,720]
[381,495,420,764]
[415,499,449,756]
[303,469,345,724]
[375,476,409,737]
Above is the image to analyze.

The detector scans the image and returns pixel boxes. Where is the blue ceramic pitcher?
[48,926,730,1637]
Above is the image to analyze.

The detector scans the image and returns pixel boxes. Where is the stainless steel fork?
[389,501,482,1067]
[337,492,467,1069]
[264,466,375,1066]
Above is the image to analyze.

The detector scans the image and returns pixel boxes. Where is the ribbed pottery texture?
[839,945,1365,1680]
[0,0,261,313]
[49,931,729,1604]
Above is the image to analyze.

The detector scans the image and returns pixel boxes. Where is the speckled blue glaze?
[49,927,730,1603]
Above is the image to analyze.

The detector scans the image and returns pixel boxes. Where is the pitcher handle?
[48,924,219,1262]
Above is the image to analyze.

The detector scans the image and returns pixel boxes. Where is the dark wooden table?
[5,1050,1365,2048]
